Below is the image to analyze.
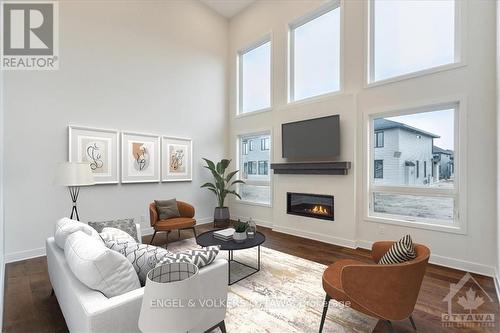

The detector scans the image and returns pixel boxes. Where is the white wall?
[3,0,229,262]
[228,0,497,276]
[496,0,500,288]
[0,49,5,329]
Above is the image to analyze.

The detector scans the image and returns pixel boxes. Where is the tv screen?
[282,115,340,159]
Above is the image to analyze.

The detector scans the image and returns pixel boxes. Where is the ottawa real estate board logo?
[1,1,59,70]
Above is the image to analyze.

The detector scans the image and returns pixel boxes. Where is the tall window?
[289,1,340,102]
[242,141,249,155]
[369,0,457,83]
[238,37,271,114]
[261,137,270,151]
[374,131,384,148]
[369,105,458,228]
[238,133,271,205]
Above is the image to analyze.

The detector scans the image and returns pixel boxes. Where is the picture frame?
[121,131,161,183]
[161,136,193,182]
[68,125,119,184]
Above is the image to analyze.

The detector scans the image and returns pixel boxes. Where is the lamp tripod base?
[69,187,81,221]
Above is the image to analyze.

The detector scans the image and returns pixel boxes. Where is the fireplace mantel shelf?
[270,162,351,175]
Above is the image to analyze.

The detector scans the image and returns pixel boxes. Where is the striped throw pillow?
[378,235,416,264]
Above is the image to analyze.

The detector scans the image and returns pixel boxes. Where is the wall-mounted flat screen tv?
[282,115,340,159]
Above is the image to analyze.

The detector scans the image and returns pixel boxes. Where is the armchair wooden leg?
[178,229,181,239]
[149,231,157,245]
[409,315,417,330]
[385,320,395,333]
[319,294,331,333]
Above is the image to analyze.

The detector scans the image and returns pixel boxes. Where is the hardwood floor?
[3,223,499,333]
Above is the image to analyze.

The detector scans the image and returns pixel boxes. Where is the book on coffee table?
[213,228,235,242]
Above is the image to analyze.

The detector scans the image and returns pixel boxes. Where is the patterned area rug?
[168,239,378,333]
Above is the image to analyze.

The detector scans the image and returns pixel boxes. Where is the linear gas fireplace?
[287,192,334,221]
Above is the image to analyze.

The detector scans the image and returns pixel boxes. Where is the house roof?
[374,119,440,138]
[433,145,454,155]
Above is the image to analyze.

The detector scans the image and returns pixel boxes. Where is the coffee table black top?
[196,230,265,250]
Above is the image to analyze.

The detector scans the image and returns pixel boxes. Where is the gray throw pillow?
[155,199,180,220]
[156,246,220,269]
[88,218,140,243]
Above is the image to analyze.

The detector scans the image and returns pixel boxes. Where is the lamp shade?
[55,162,95,186]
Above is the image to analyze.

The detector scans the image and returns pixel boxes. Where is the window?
[261,138,270,151]
[242,141,248,155]
[238,38,271,114]
[374,160,383,179]
[374,131,384,148]
[369,0,457,83]
[238,133,272,205]
[369,105,459,229]
[289,1,340,102]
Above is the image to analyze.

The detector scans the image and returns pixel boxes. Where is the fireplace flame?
[308,205,329,215]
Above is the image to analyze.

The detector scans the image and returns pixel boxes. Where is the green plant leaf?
[220,159,231,172]
[202,158,216,171]
[226,189,242,200]
[200,182,216,189]
[225,170,239,182]
[230,180,245,186]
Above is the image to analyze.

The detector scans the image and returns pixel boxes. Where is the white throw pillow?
[64,231,140,298]
[100,227,136,244]
[54,217,102,249]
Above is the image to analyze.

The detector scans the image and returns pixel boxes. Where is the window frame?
[288,0,343,103]
[374,131,384,148]
[366,0,466,87]
[237,34,272,116]
[364,99,467,234]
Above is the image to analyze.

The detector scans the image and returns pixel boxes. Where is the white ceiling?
[200,0,255,18]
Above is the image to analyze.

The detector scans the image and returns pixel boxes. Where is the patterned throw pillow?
[156,246,220,269]
[100,227,136,244]
[105,241,173,285]
[88,218,140,243]
[378,234,417,265]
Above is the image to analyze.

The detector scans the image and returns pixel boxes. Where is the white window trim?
[236,33,273,116]
[235,130,273,208]
[365,0,467,88]
[362,97,467,234]
[288,0,343,103]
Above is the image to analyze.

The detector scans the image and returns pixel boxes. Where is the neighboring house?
[433,145,454,180]
[373,119,440,186]
[241,135,270,182]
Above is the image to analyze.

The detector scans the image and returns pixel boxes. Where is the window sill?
[284,89,343,110]
[236,107,272,119]
[234,199,272,208]
[365,62,466,89]
[364,214,466,235]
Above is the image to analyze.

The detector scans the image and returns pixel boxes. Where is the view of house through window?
[370,107,456,224]
[239,133,271,205]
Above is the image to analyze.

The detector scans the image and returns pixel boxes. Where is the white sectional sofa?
[46,224,228,333]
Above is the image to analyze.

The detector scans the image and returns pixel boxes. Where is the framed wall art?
[121,132,160,183]
[162,136,193,182]
[68,126,119,184]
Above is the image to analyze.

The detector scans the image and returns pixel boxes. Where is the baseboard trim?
[141,217,213,236]
[5,247,46,264]
[272,225,358,249]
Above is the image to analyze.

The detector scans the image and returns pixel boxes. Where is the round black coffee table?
[196,230,265,285]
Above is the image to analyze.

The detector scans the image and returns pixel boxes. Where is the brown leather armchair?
[149,201,197,248]
[320,241,430,333]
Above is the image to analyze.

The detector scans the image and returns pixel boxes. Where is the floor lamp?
[55,162,95,221]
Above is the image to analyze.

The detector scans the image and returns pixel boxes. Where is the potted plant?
[201,158,245,226]
[233,220,248,243]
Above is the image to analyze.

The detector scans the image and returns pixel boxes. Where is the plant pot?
[233,231,247,243]
[214,207,230,226]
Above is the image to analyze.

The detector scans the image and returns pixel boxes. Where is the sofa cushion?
[156,246,220,269]
[54,217,102,250]
[88,218,140,243]
[378,234,416,265]
[155,199,181,220]
[64,231,140,297]
[100,227,136,244]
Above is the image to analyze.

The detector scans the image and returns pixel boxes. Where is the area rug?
[168,239,378,333]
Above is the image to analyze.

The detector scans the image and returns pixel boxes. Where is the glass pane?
[293,6,340,101]
[373,192,454,223]
[241,41,271,113]
[373,0,455,82]
[372,108,455,188]
[240,184,271,205]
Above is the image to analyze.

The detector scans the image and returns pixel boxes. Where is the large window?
[289,1,340,102]
[238,133,271,205]
[369,105,459,229]
[369,0,457,83]
[238,38,271,114]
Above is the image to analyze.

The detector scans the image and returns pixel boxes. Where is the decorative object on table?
[200,158,245,227]
[88,218,140,243]
[121,131,160,183]
[139,262,202,333]
[213,228,235,242]
[68,125,119,184]
[233,220,248,243]
[148,201,197,248]
[55,162,95,221]
[161,136,193,182]
[247,217,257,239]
